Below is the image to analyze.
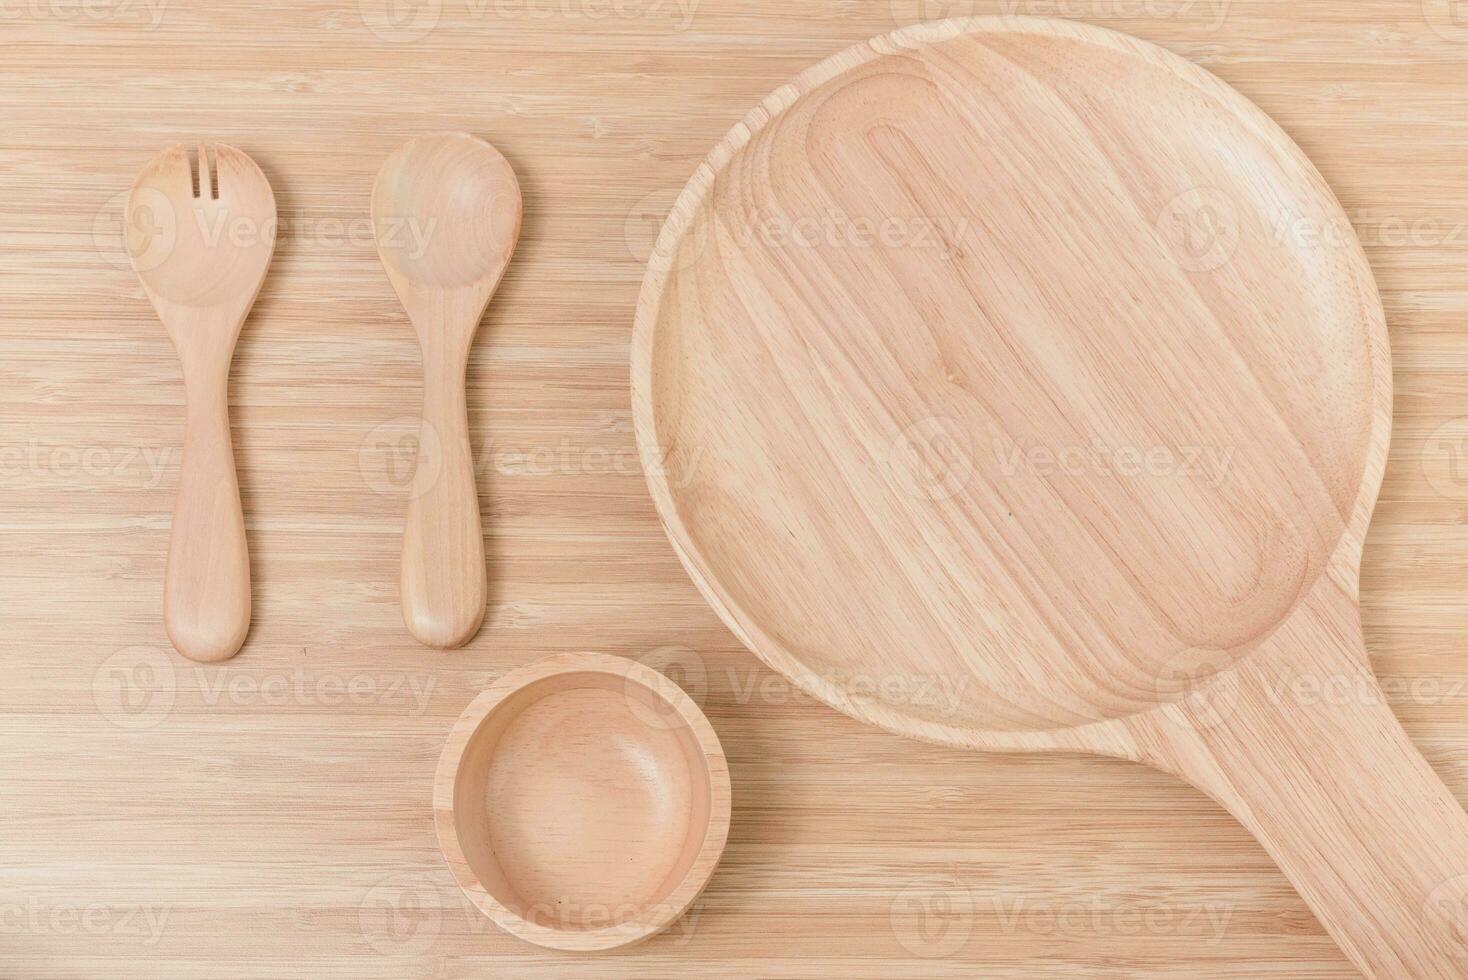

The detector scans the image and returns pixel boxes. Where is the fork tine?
[196,142,212,200]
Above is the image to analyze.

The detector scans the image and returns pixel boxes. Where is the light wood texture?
[633,18,1466,977]
[5,2,1468,977]
[434,652,731,951]
[373,133,521,649]
[129,143,276,662]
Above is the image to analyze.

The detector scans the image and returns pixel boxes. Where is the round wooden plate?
[632,17,1468,975]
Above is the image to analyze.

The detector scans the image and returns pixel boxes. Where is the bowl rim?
[433,652,732,952]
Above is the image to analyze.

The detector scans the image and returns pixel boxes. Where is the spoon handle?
[165,364,250,662]
[400,372,486,649]
[1135,585,1468,978]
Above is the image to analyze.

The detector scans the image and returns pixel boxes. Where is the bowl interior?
[450,669,718,934]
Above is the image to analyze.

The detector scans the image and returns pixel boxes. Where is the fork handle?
[165,368,251,662]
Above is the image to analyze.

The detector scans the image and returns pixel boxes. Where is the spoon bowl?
[373,133,520,291]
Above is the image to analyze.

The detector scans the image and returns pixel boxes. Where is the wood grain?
[372,132,522,649]
[2,1,1468,977]
[128,143,276,663]
[632,18,1464,975]
[434,652,731,952]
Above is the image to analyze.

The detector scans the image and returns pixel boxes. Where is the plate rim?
[629,15,1393,754]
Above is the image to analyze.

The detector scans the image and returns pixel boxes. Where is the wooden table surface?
[4,1,1467,976]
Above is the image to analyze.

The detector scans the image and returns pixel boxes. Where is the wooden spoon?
[128,143,276,663]
[634,19,1468,976]
[372,133,522,650]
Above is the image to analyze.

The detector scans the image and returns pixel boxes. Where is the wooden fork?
[127,143,276,662]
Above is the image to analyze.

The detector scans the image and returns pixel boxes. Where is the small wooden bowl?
[434,653,731,952]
